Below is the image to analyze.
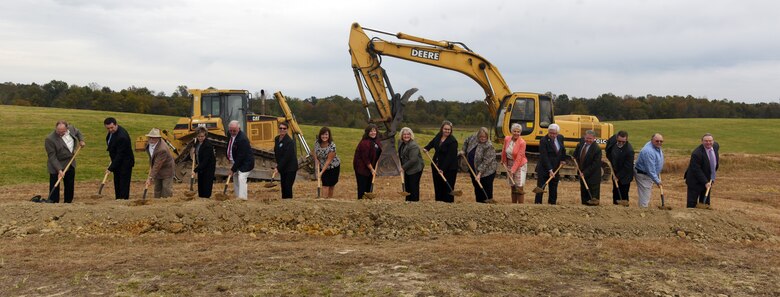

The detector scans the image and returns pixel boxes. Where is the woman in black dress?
[193,127,216,198]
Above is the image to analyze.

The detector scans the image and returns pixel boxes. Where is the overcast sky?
[2,0,779,103]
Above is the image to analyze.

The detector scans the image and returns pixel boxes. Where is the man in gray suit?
[44,120,85,203]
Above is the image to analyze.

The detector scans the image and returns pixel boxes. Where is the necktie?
[707,148,717,180]
[107,133,112,146]
[228,137,234,162]
[580,144,589,163]
[554,138,560,152]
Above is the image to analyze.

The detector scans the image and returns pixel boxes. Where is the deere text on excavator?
[349,22,613,177]
[134,89,312,182]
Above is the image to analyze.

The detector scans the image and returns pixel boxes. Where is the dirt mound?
[1,198,774,243]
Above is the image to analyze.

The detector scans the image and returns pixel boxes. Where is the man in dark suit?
[104,117,134,200]
[227,120,254,200]
[573,130,602,205]
[684,133,719,208]
[535,123,567,204]
[44,120,85,203]
[605,131,634,205]
[274,122,297,199]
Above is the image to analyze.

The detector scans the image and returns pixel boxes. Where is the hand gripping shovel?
[40,145,82,202]
[571,157,598,205]
[423,150,462,197]
[696,180,713,209]
[214,174,232,201]
[532,163,564,194]
[184,154,197,198]
[658,184,672,210]
[604,160,627,206]
[501,162,517,188]
[462,154,489,200]
[362,170,377,200]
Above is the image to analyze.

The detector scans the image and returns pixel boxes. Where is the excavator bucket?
[375,88,417,176]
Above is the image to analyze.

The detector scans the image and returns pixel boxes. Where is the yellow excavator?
[134,89,312,181]
[349,22,613,177]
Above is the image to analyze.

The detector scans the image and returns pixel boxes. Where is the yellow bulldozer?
[134,89,312,181]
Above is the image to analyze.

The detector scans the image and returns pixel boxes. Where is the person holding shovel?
[684,133,719,208]
[193,127,216,198]
[353,124,381,199]
[43,120,85,203]
[535,123,567,205]
[228,120,254,200]
[104,117,134,200]
[424,121,459,203]
[274,121,297,199]
[463,127,498,203]
[573,130,602,206]
[605,131,634,205]
[635,133,665,208]
[502,124,527,204]
[313,127,341,198]
[399,127,424,202]
[145,128,175,198]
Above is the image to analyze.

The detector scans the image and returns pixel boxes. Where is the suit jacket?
[274,134,297,173]
[229,130,255,173]
[536,134,566,174]
[45,126,84,174]
[399,139,424,175]
[605,134,635,185]
[463,135,497,176]
[106,125,135,172]
[684,142,719,188]
[353,137,381,176]
[573,140,603,184]
[146,141,174,179]
[424,133,459,171]
[194,139,216,175]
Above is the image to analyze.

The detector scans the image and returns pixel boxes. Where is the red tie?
[228,137,234,161]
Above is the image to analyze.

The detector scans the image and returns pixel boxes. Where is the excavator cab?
[495,93,554,139]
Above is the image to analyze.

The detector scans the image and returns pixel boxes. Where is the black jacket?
[274,134,297,173]
[536,134,566,173]
[684,142,719,188]
[605,134,635,185]
[229,130,255,173]
[573,140,603,184]
[194,139,216,175]
[424,133,459,171]
[106,125,135,172]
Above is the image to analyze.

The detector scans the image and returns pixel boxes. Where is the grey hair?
[400,127,415,140]
[548,123,560,132]
[478,127,490,138]
[510,123,522,132]
[228,120,240,129]
[585,130,596,136]
[701,133,713,140]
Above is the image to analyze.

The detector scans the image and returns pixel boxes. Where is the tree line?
[2,80,779,129]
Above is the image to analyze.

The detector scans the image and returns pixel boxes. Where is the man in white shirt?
[44,120,85,203]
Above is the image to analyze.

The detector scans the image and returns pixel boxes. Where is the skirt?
[321,165,340,187]
[506,160,527,187]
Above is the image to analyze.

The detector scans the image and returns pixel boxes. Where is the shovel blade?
[98,183,105,195]
[142,188,147,200]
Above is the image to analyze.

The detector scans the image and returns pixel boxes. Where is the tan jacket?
[146,141,175,179]
[45,126,84,174]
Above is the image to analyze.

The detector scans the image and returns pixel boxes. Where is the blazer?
[684,142,719,188]
[229,130,255,173]
[45,126,84,174]
[353,137,381,176]
[146,141,175,179]
[106,125,135,172]
[536,134,566,174]
[573,140,603,184]
[605,134,635,185]
[194,139,216,175]
[399,139,424,175]
[463,134,497,176]
[501,136,527,174]
[424,133,459,171]
[274,134,298,173]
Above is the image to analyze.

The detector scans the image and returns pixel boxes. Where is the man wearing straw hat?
[145,128,175,198]
[44,120,85,203]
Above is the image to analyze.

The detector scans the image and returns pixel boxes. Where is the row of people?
[43,118,719,208]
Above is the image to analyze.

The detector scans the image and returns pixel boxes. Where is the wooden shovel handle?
[54,145,82,189]
[423,149,448,183]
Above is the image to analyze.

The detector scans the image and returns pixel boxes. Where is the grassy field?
[1,104,777,186]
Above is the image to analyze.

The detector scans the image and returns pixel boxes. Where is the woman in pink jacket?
[501,123,528,203]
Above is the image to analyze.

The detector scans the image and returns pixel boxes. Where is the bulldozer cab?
[196,90,250,135]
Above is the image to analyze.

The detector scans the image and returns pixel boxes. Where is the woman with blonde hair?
[423,120,459,203]
[398,127,424,201]
[461,127,497,203]
[501,123,528,203]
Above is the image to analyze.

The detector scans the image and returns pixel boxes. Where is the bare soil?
[2,154,779,296]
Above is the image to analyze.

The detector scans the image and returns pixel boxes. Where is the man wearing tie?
[535,123,567,204]
[227,120,254,200]
[684,133,719,208]
[104,117,134,200]
[573,130,602,205]
[44,120,86,203]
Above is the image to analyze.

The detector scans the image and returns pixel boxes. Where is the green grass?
[1,105,776,186]
[612,118,780,155]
